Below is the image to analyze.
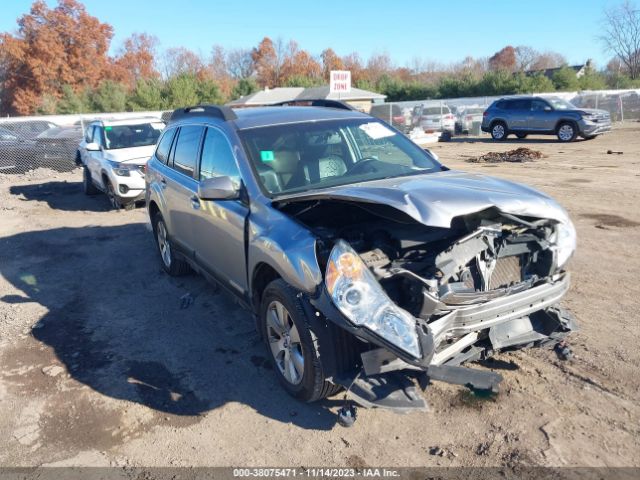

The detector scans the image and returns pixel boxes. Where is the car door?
[161,125,205,259]
[528,99,553,131]
[191,127,249,295]
[85,126,106,185]
[505,99,531,130]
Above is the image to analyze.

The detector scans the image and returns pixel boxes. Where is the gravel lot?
[1,125,639,468]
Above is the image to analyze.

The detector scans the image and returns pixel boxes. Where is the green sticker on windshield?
[260,150,274,162]
[104,126,113,131]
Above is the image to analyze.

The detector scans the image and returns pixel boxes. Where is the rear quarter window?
[155,128,176,164]
[172,126,204,177]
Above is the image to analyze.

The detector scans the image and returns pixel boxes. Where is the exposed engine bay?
[280,199,576,376]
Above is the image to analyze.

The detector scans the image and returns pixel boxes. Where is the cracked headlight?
[554,220,577,268]
[325,240,421,358]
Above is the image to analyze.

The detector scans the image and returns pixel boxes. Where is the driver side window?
[532,100,549,111]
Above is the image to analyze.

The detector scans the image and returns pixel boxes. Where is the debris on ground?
[42,365,65,377]
[554,340,573,360]
[607,150,623,155]
[179,293,194,309]
[467,148,544,163]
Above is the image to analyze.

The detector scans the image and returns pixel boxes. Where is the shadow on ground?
[9,181,113,212]
[0,219,339,430]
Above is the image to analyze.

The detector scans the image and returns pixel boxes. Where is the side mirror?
[85,142,100,151]
[198,176,239,200]
[544,106,553,112]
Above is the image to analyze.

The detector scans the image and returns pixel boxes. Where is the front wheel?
[83,167,98,195]
[260,279,345,402]
[491,122,508,140]
[557,122,577,142]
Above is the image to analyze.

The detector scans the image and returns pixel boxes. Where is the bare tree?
[601,1,640,79]
[226,48,253,79]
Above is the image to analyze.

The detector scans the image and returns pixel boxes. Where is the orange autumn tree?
[112,33,160,89]
[0,0,114,114]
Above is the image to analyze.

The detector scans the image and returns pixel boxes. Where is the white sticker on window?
[359,122,395,139]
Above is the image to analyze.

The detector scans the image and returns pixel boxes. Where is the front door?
[191,127,249,295]
[528,99,554,131]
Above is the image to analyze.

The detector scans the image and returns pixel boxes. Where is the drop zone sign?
[330,70,351,94]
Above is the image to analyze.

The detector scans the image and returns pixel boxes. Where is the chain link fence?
[368,88,640,139]
[0,89,638,175]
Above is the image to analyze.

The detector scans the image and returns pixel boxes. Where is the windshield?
[103,122,164,150]
[423,106,450,115]
[240,118,443,196]
[546,97,576,110]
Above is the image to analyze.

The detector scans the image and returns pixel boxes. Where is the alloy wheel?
[266,300,304,385]
[492,124,505,139]
[156,220,172,268]
[558,124,574,141]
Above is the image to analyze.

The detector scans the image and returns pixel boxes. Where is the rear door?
[191,127,249,295]
[505,99,531,130]
[162,125,205,258]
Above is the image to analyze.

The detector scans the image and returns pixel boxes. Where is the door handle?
[190,195,201,210]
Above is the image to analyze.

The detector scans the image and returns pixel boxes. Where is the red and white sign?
[330,70,351,94]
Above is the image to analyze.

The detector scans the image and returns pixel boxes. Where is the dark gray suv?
[145,104,577,416]
[481,96,611,142]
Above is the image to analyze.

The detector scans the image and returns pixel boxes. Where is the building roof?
[228,86,386,106]
[526,64,586,79]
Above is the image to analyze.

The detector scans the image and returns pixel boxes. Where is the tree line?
[1,0,639,116]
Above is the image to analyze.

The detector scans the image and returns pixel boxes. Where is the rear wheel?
[491,122,507,140]
[516,133,528,139]
[152,211,191,276]
[260,279,352,402]
[557,122,577,142]
[83,167,98,195]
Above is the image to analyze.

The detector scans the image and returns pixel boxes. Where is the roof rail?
[272,99,356,111]
[169,104,237,123]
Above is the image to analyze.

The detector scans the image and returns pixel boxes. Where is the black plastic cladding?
[169,104,238,123]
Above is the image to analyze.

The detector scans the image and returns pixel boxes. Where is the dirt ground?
[0,124,639,469]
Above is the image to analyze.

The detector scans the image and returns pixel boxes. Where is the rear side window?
[172,126,204,177]
[199,128,240,185]
[155,128,176,164]
[505,99,531,110]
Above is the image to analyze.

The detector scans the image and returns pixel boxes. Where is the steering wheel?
[346,157,379,175]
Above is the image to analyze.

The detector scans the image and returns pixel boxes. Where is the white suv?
[79,118,165,209]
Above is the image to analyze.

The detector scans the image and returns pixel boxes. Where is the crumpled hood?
[103,145,155,165]
[575,108,610,117]
[275,170,571,228]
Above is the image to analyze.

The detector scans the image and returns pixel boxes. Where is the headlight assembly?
[108,160,133,177]
[325,240,422,358]
[554,220,577,269]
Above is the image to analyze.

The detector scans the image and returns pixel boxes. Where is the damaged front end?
[280,199,578,412]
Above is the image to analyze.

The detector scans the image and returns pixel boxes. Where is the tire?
[582,134,597,140]
[83,167,99,195]
[491,122,508,140]
[516,133,528,139]
[260,279,351,402]
[152,211,191,276]
[105,179,122,210]
[557,122,577,142]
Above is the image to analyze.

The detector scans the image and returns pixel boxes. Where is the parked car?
[0,120,58,139]
[145,104,577,415]
[481,96,612,142]
[79,118,164,209]
[369,104,409,132]
[455,106,485,134]
[412,104,455,133]
[35,124,84,172]
[0,127,39,173]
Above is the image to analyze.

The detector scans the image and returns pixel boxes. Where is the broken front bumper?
[310,273,576,411]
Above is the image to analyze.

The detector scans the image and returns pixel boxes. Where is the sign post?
[330,70,351,101]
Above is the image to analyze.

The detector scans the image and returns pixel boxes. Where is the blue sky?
[0,0,619,69]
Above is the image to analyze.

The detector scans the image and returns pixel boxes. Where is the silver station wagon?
[145,103,577,419]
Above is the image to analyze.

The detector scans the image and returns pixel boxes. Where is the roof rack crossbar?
[169,104,237,123]
[272,99,356,111]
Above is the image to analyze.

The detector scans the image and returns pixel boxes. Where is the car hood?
[574,108,610,116]
[102,145,155,164]
[274,170,571,228]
